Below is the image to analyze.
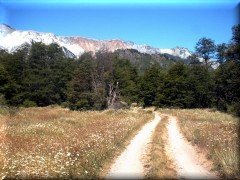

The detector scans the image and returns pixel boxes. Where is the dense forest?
[0,25,239,116]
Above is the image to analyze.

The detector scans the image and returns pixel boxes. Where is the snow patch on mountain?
[0,25,84,56]
[159,47,192,59]
[0,24,191,59]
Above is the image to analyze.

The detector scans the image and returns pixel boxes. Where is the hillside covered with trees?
[0,25,239,116]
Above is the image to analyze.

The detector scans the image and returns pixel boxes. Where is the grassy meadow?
[0,106,153,179]
[158,108,239,179]
[0,106,239,179]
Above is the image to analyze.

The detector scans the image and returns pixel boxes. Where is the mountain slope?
[0,24,192,59]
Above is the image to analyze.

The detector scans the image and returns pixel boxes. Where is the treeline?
[0,25,239,116]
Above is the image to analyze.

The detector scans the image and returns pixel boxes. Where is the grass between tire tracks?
[146,114,177,179]
[0,106,153,179]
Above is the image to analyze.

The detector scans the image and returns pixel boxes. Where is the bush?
[61,101,69,108]
[0,94,6,107]
[69,99,92,111]
[22,99,37,107]
[227,103,240,116]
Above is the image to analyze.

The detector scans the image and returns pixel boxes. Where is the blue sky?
[0,0,239,51]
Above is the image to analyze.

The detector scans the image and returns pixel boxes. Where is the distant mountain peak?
[0,23,14,30]
[0,24,15,37]
[0,24,191,59]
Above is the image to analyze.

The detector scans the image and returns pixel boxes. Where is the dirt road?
[106,113,217,179]
[106,112,161,179]
[166,115,217,179]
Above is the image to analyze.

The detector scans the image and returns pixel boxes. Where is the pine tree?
[68,53,95,110]
[188,64,214,108]
[139,64,164,107]
[113,59,139,104]
[214,25,240,115]
[159,62,194,108]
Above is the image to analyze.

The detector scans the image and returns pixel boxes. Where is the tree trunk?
[107,82,119,109]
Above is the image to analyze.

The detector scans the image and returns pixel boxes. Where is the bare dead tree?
[107,82,120,109]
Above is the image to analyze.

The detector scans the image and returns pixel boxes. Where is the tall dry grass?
[158,108,239,179]
[0,114,8,179]
[0,106,153,179]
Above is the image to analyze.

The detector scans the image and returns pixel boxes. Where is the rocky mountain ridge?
[0,24,192,59]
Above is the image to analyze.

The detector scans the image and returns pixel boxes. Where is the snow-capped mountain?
[0,24,191,59]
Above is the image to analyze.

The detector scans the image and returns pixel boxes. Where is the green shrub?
[0,94,6,106]
[22,99,37,107]
[61,101,69,108]
[227,103,240,116]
